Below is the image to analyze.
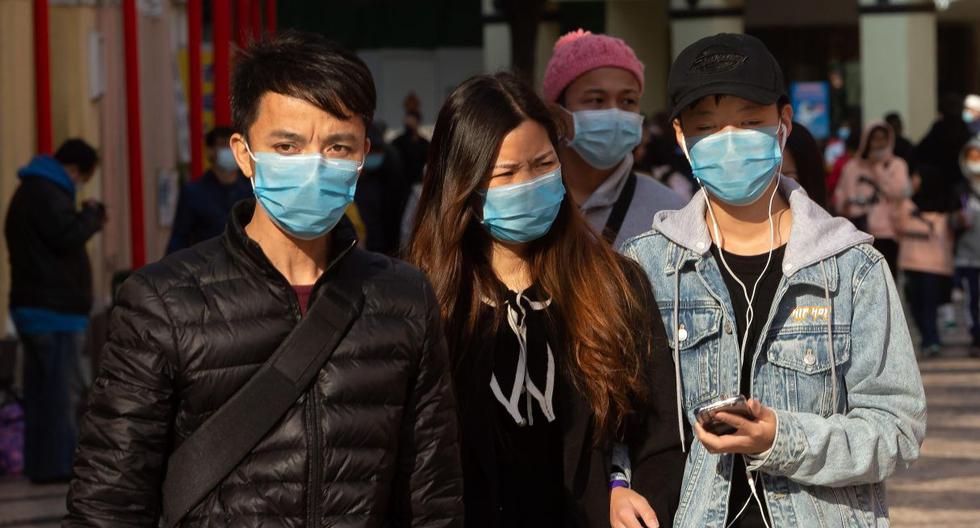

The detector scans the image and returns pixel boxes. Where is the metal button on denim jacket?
[621,178,926,528]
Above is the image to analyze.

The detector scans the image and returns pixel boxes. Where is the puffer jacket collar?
[221,199,359,291]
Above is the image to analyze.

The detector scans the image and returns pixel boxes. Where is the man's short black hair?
[231,31,376,136]
[205,126,237,148]
[54,138,99,174]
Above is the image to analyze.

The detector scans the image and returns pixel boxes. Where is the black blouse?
[486,284,564,527]
[452,262,687,528]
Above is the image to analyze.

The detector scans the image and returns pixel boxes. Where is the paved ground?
[0,479,65,527]
[1,313,978,527]
[889,352,980,527]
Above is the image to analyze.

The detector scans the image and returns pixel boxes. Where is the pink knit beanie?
[542,29,645,103]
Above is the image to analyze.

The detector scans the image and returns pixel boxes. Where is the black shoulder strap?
[603,172,638,244]
[161,248,374,527]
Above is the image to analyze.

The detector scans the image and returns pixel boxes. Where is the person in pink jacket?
[834,121,911,277]
[896,166,961,358]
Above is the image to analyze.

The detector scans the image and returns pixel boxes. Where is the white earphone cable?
[683,123,785,528]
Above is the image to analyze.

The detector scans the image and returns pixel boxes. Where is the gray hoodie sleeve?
[748,257,927,486]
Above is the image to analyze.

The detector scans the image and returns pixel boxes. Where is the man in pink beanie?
[543,29,686,250]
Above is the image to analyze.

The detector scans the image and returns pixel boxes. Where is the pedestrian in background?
[954,137,980,357]
[898,164,961,358]
[354,123,409,255]
[393,109,430,186]
[782,122,827,209]
[5,138,106,484]
[916,94,972,188]
[886,112,915,169]
[166,126,251,253]
[835,121,911,277]
[963,94,980,136]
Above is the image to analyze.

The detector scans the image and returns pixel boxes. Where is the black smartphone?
[693,395,756,436]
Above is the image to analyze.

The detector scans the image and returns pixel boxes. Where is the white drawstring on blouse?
[485,291,556,426]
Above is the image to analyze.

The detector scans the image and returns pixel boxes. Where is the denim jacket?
[621,178,926,527]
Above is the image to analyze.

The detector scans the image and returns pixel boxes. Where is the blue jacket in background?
[166,170,251,254]
[18,155,76,198]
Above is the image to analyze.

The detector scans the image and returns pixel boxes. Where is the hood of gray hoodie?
[653,176,873,275]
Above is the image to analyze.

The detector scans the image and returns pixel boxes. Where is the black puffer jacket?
[66,200,464,527]
[5,162,104,315]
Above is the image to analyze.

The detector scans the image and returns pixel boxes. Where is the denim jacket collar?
[654,177,872,291]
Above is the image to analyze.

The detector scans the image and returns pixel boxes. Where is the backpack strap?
[603,172,638,245]
[161,247,376,527]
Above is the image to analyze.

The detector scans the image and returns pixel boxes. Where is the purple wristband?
[609,479,630,490]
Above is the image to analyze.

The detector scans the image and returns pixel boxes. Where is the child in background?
[954,138,980,357]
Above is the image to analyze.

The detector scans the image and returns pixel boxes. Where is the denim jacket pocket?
[764,329,851,416]
[660,302,723,408]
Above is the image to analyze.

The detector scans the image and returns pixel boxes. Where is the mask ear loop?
[683,126,785,372]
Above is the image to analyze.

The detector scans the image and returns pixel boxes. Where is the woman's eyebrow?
[493,160,522,170]
[531,151,556,164]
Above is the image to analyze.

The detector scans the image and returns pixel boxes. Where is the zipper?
[305,388,321,526]
[301,242,354,526]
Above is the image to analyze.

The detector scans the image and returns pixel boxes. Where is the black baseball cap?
[668,33,786,121]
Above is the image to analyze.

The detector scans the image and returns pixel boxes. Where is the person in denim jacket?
[609,34,926,528]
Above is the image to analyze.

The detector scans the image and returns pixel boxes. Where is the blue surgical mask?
[216,147,239,172]
[568,108,643,170]
[683,125,784,206]
[481,168,565,243]
[364,152,385,171]
[964,110,976,124]
[837,127,851,141]
[246,142,362,239]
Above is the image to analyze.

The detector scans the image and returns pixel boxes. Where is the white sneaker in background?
[951,287,965,303]
[940,304,957,330]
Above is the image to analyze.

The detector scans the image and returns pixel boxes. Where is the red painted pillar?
[250,0,262,39]
[122,0,146,268]
[213,0,232,126]
[33,0,52,154]
[188,0,204,179]
[235,0,250,48]
[265,0,277,36]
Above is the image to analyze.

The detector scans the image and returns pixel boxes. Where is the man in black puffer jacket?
[65,32,463,527]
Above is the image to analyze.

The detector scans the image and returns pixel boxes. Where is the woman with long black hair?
[408,72,684,528]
